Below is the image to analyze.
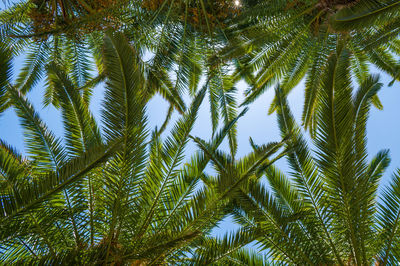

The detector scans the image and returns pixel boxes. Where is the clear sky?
[1,50,400,237]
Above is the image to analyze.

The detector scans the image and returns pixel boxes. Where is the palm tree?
[224,0,400,132]
[223,49,400,264]
[0,32,286,264]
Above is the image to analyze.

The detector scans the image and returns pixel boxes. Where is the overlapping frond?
[333,0,400,31]
[233,53,392,264]
[377,169,400,264]
[46,63,101,156]
[0,41,12,115]
[0,140,119,220]
[7,84,66,170]
[191,229,259,265]
[14,42,49,94]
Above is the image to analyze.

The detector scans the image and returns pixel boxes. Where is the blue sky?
[1,49,400,237]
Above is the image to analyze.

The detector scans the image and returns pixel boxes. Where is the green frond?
[208,75,220,134]
[0,140,28,188]
[234,180,313,264]
[146,65,186,113]
[0,1,32,53]
[101,31,148,142]
[0,41,12,115]
[349,41,370,84]
[377,169,400,265]
[172,32,203,97]
[268,49,310,114]
[14,42,49,94]
[207,68,240,158]
[0,140,119,220]
[46,63,102,156]
[275,85,341,263]
[191,229,257,265]
[353,74,383,157]
[302,39,331,132]
[367,46,400,79]
[63,39,93,87]
[367,150,391,184]
[136,86,206,239]
[88,32,106,74]
[219,79,239,159]
[157,104,175,137]
[80,71,106,105]
[333,0,400,31]
[242,30,309,106]
[7,84,66,171]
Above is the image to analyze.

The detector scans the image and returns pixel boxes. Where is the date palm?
[0,32,285,264]
[226,48,400,264]
[225,0,400,132]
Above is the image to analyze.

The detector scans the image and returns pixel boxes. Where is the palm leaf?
[0,41,12,115]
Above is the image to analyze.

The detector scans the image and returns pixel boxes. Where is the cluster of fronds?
[28,0,123,39]
[0,32,288,264]
[142,0,241,32]
[223,0,400,134]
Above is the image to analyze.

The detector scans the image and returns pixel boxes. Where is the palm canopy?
[0,32,286,264]
[4,0,399,156]
[0,0,188,112]
[3,0,400,144]
[224,48,400,264]
[224,0,400,132]
[0,0,242,96]
[0,0,249,157]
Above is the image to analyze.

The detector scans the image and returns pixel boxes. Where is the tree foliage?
[0,32,285,264]
[227,59,400,264]
[1,0,400,264]
[223,0,400,132]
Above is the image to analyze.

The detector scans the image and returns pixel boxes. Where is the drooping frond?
[353,74,383,158]
[63,39,93,87]
[191,229,259,265]
[101,31,148,142]
[46,63,102,156]
[0,41,12,115]
[333,0,400,31]
[377,169,400,265]
[0,140,119,220]
[14,42,49,94]
[7,84,66,171]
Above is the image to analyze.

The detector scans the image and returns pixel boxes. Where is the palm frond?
[191,229,258,265]
[0,41,12,115]
[377,169,400,265]
[7,84,66,171]
[14,42,49,94]
[0,140,119,220]
[333,0,400,31]
[46,63,102,156]
[136,85,206,239]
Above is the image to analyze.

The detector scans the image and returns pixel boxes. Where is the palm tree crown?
[0,32,286,264]
[225,0,400,132]
[227,50,400,264]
